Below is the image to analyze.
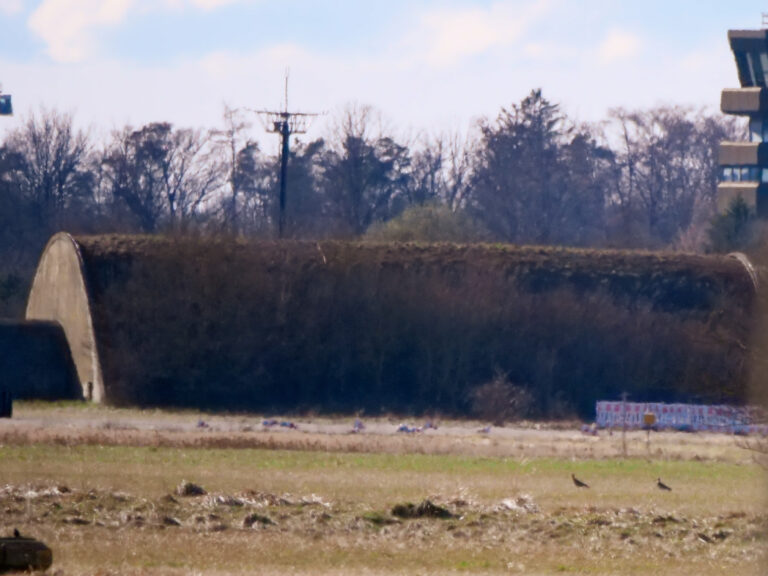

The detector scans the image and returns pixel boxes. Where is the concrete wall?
[25,233,104,402]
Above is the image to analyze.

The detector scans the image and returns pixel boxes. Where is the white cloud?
[158,0,245,11]
[28,0,135,63]
[597,28,641,64]
[2,26,732,157]
[407,1,554,67]
[0,0,23,15]
[6,2,733,147]
[27,0,249,63]
[523,41,574,62]
[191,0,242,10]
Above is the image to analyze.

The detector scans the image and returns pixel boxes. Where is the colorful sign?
[595,401,767,434]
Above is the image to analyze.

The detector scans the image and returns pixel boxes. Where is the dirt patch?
[391,500,455,519]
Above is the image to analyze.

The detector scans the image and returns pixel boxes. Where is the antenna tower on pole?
[253,72,321,238]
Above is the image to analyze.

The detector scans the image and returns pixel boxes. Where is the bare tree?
[404,130,474,212]
[213,106,263,235]
[102,122,223,232]
[321,104,412,235]
[407,138,442,206]
[5,109,91,231]
[442,131,474,212]
[606,106,742,248]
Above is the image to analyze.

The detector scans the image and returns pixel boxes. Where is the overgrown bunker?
[24,232,758,415]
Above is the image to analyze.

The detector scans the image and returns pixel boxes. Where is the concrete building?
[719,29,768,215]
[26,233,104,402]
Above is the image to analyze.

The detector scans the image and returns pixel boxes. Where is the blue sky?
[0,0,766,144]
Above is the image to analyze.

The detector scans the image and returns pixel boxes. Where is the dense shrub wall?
[76,236,755,416]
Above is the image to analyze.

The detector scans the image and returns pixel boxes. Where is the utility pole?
[621,391,628,458]
[254,73,321,238]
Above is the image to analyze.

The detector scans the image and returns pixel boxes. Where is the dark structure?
[0,389,10,418]
[0,533,53,573]
[0,320,81,402]
[0,93,11,116]
[719,29,768,215]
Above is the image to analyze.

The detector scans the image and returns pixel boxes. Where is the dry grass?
[0,405,765,575]
[1,402,757,463]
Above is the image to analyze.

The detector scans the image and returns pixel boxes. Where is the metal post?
[621,391,628,458]
[278,120,290,238]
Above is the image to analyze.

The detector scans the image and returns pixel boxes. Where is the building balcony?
[719,142,768,166]
[721,88,768,115]
[717,182,758,213]
[729,29,768,51]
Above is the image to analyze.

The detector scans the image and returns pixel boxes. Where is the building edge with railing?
[718,28,768,216]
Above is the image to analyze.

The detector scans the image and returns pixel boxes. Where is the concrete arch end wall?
[25,232,104,403]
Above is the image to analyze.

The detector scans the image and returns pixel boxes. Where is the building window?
[751,51,767,86]
[745,52,758,86]
[736,50,768,86]
[736,52,755,86]
[762,52,768,83]
[721,165,763,182]
[751,118,764,142]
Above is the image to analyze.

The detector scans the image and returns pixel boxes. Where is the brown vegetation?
[73,235,755,416]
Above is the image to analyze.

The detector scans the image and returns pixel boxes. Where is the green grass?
[0,440,764,575]
[1,443,759,475]
[0,444,762,509]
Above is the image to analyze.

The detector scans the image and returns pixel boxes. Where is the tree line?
[0,89,745,317]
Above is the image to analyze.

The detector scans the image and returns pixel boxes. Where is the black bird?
[657,477,672,491]
[13,528,20,538]
[571,473,589,488]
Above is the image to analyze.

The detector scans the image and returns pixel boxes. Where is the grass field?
[0,403,766,575]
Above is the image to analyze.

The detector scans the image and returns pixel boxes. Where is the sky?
[0,0,766,145]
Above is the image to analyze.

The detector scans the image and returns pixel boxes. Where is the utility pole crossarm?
[250,109,321,135]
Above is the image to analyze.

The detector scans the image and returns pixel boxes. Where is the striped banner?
[595,401,767,434]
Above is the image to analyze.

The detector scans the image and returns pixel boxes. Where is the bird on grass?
[571,473,589,488]
[657,478,672,491]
